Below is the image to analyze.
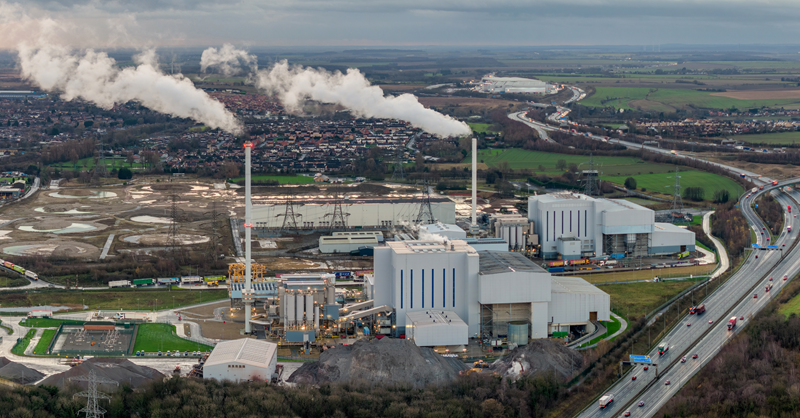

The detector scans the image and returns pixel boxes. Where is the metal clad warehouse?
[203,339,278,383]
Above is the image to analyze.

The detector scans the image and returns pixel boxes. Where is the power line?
[71,369,118,418]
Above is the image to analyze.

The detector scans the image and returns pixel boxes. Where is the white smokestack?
[200,44,258,76]
[471,137,477,230]
[16,45,242,134]
[255,61,471,138]
[244,143,253,333]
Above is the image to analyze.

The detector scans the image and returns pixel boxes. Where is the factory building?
[203,339,278,383]
[419,223,467,240]
[252,197,455,230]
[490,214,536,251]
[475,76,550,94]
[277,274,338,342]
[548,276,610,334]
[528,192,695,260]
[319,235,380,253]
[372,240,610,346]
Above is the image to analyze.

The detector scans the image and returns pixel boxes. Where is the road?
[508,111,553,142]
[574,183,799,418]
[702,211,730,280]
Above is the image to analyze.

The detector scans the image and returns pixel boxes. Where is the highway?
[508,111,553,142]
[576,183,799,418]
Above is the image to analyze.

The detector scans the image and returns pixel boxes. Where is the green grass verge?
[132,323,213,353]
[12,329,36,355]
[603,170,743,201]
[229,175,315,184]
[19,318,85,328]
[600,279,702,319]
[32,329,57,355]
[465,148,674,176]
[582,86,800,111]
[0,320,12,335]
[0,288,229,311]
[580,314,622,347]
[467,122,496,134]
[49,156,148,171]
[695,240,714,253]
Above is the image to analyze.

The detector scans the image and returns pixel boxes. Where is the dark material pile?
[39,358,163,389]
[490,339,582,381]
[0,358,45,384]
[288,338,467,388]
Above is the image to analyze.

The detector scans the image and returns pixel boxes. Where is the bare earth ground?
[701,157,800,180]
[711,90,800,100]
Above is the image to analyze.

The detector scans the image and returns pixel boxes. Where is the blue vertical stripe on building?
[410,270,413,309]
[422,270,425,308]
[570,210,572,232]
[578,209,580,236]
[400,270,403,309]
[561,211,564,234]
[452,268,456,307]
[585,210,588,237]
[442,268,446,307]
[546,211,549,242]
[431,269,434,308]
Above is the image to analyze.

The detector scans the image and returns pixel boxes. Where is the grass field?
[20,318,85,328]
[582,264,714,284]
[467,122,496,133]
[0,288,229,312]
[733,131,800,145]
[50,156,147,171]
[12,329,36,355]
[132,323,212,353]
[229,175,315,184]
[32,329,57,355]
[603,170,743,201]
[601,279,702,319]
[465,148,674,176]
[579,314,622,347]
[581,86,800,111]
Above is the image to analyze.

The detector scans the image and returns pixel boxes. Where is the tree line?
[755,193,784,237]
[711,201,751,258]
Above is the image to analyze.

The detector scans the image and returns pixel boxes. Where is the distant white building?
[203,339,278,383]
[475,76,549,94]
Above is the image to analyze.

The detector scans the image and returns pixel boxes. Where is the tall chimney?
[471,137,478,234]
[244,142,253,333]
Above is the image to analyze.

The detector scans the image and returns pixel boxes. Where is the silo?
[314,306,320,330]
[508,321,529,346]
[305,294,314,325]
[286,292,295,327]
[278,287,286,320]
[295,294,304,327]
[327,285,335,305]
[516,224,524,249]
[509,224,517,248]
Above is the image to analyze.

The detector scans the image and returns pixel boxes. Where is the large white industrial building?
[528,192,695,260]
[372,239,610,347]
[475,76,551,94]
[203,339,278,383]
[252,197,455,230]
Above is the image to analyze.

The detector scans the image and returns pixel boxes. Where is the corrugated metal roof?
[478,251,546,275]
[551,276,608,296]
[204,338,277,368]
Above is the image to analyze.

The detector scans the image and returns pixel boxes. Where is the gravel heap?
[39,358,163,389]
[288,338,467,388]
[0,358,45,384]
[490,339,582,381]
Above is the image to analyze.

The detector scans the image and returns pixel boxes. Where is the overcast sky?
[2,0,800,48]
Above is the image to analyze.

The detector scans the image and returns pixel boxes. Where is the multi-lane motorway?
[518,89,800,418]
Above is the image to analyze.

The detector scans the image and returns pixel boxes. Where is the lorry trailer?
[599,394,614,408]
[658,342,669,355]
[108,280,131,288]
[727,316,737,330]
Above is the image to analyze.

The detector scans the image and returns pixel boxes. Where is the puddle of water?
[18,223,98,234]
[49,191,117,199]
[34,207,92,214]
[131,215,172,224]
[0,305,87,313]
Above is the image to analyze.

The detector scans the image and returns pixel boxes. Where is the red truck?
[727,317,737,330]
[695,304,705,314]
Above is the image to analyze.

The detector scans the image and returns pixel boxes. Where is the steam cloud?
[200,43,258,76]
[255,60,471,138]
[17,46,242,134]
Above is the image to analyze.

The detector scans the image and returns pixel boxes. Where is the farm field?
[732,131,800,145]
[581,86,800,111]
[229,174,315,184]
[0,288,228,311]
[602,170,743,200]
[132,323,212,352]
[464,148,675,176]
[779,289,800,318]
[600,279,703,319]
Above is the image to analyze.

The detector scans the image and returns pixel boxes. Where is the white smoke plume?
[1,3,242,135]
[200,44,258,76]
[255,60,471,138]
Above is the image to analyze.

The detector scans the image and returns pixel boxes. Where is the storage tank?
[278,287,286,319]
[314,306,320,330]
[516,225,524,249]
[305,294,314,325]
[327,285,335,305]
[295,294,304,327]
[508,321,529,346]
[286,292,295,327]
[508,225,516,248]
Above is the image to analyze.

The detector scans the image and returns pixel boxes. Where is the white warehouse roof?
[205,338,277,369]
[419,222,467,240]
[551,276,609,296]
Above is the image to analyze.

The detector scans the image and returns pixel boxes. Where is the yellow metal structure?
[228,262,268,283]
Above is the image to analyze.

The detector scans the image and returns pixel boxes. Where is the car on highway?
[770,277,773,281]
[754,293,758,298]
[638,401,645,407]
[686,322,691,326]
[643,366,649,371]
[681,356,686,363]
[709,320,713,324]
[692,354,698,359]
[785,275,789,281]
[756,255,759,259]
[665,380,671,385]
[632,375,637,380]
[623,412,631,417]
